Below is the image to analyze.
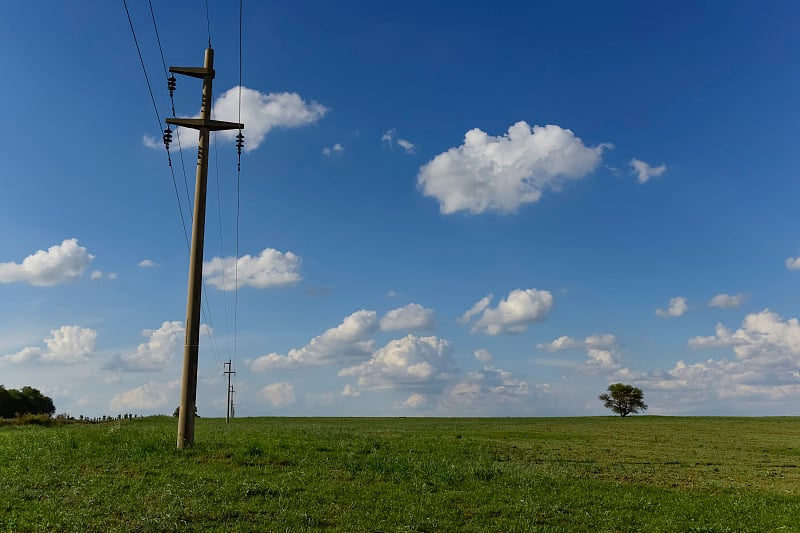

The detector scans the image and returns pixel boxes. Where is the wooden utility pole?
[167,48,243,450]
[224,359,235,423]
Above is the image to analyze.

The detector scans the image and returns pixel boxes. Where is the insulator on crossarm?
[167,76,176,97]
[163,127,173,148]
[236,131,244,156]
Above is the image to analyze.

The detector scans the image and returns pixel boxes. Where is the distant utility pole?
[168,48,243,450]
[224,359,236,423]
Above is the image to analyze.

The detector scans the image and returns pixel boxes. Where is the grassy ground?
[1,416,799,532]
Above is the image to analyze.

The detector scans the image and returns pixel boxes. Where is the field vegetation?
[1,416,799,532]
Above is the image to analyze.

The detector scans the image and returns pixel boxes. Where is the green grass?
[1,417,799,532]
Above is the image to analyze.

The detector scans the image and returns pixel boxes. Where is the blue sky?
[1,1,799,417]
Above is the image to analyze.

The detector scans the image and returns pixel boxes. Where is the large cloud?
[261,382,296,408]
[708,293,745,309]
[248,310,378,370]
[146,87,327,152]
[0,239,93,286]
[1,326,97,365]
[338,335,455,391]
[417,121,608,214]
[465,289,554,335]
[203,248,301,291]
[644,310,800,407]
[379,303,435,331]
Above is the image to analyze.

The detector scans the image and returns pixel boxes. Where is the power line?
[123,0,190,250]
[205,0,212,47]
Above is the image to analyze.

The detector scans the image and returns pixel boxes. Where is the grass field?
[1,416,799,532]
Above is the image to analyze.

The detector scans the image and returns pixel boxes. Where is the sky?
[1,1,799,418]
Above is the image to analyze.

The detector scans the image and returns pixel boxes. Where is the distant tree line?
[0,386,56,419]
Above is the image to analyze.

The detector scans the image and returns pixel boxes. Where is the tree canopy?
[0,386,55,418]
[598,383,647,417]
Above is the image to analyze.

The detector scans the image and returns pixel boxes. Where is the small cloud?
[261,382,296,408]
[386,290,398,298]
[656,296,688,318]
[90,270,103,280]
[709,293,745,309]
[458,295,493,324]
[322,143,344,156]
[0,238,94,286]
[469,289,554,335]
[380,303,435,332]
[203,248,301,291]
[396,139,416,154]
[473,349,493,362]
[399,393,429,409]
[139,259,158,268]
[537,336,581,352]
[341,384,361,398]
[786,257,800,271]
[630,158,667,184]
[382,128,416,154]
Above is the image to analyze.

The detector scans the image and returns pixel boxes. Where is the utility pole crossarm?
[166,117,243,131]
[169,66,212,79]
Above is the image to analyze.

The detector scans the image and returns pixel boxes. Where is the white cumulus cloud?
[630,158,667,184]
[0,239,94,286]
[537,335,581,352]
[709,293,745,309]
[248,310,378,370]
[399,393,429,409]
[643,309,800,409]
[138,259,158,268]
[338,335,455,391]
[105,321,208,372]
[786,257,800,270]
[261,382,296,408]
[467,288,554,335]
[380,303,435,331]
[203,248,301,291]
[417,121,608,215]
[1,326,97,365]
[147,87,327,153]
[656,296,688,318]
[537,333,622,372]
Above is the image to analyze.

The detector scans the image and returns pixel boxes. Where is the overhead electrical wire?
[123,0,190,251]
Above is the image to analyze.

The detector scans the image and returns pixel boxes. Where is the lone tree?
[599,383,647,417]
